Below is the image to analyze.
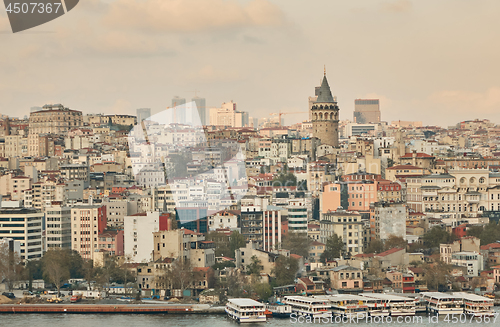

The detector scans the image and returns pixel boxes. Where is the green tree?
[281,233,311,258]
[422,226,457,250]
[229,231,246,257]
[320,234,344,262]
[254,283,272,301]
[365,239,384,254]
[272,173,297,187]
[206,231,231,257]
[272,255,299,286]
[246,255,263,282]
[384,235,407,251]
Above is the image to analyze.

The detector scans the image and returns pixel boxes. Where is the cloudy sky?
[1,0,499,126]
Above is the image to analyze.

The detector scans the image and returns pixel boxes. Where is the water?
[1,310,499,327]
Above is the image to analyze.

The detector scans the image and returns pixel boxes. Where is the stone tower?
[311,71,340,147]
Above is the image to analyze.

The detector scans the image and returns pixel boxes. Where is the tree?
[229,231,246,258]
[206,231,231,257]
[320,234,344,262]
[0,243,23,291]
[365,239,384,254]
[281,233,311,258]
[422,261,452,291]
[466,222,500,246]
[246,255,263,282]
[254,283,272,301]
[422,226,457,250]
[162,259,193,291]
[42,249,70,296]
[272,255,298,286]
[384,235,407,251]
[272,173,297,187]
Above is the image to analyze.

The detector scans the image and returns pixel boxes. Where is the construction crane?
[270,111,308,127]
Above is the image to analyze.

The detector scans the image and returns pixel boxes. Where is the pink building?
[493,265,500,284]
[98,229,124,256]
[321,181,378,213]
[329,265,363,293]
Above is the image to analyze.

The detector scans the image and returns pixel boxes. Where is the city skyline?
[1,0,499,126]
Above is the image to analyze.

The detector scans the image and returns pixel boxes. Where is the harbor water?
[2,309,500,327]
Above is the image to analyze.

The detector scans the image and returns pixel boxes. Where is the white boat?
[282,296,332,318]
[360,293,415,316]
[265,302,292,318]
[225,298,267,323]
[421,292,463,315]
[453,292,495,317]
[355,295,390,317]
[315,295,369,318]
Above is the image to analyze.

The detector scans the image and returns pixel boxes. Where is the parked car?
[47,290,58,295]
[2,292,15,299]
[23,291,34,296]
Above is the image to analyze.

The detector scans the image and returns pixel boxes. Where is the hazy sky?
[1,0,499,126]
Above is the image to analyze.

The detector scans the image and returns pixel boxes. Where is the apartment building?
[0,201,43,260]
[71,205,107,260]
[45,204,71,250]
[320,210,366,255]
[29,104,83,135]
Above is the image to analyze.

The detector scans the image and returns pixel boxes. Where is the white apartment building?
[0,202,43,260]
[124,212,170,263]
[45,204,72,250]
[320,210,366,255]
[406,169,500,217]
[451,252,484,277]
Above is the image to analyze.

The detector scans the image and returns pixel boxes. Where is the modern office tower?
[354,99,380,123]
[192,96,206,125]
[172,96,186,124]
[310,71,340,147]
[136,108,151,123]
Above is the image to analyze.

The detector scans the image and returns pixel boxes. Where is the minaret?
[310,68,340,147]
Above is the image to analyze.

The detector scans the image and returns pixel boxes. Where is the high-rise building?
[310,71,340,147]
[209,101,248,127]
[136,108,151,123]
[354,99,380,123]
[172,96,186,124]
[192,97,206,126]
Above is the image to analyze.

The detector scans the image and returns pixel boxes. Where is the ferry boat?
[355,295,390,317]
[225,298,267,323]
[315,295,369,318]
[265,302,292,318]
[420,292,463,315]
[453,292,495,317]
[403,294,427,313]
[360,293,415,316]
[282,296,332,318]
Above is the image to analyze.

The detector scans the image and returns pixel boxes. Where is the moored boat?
[225,298,267,323]
[282,296,332,318]
[315,295,369,319]
[360,293,415,316]
[265,302,292,318]
[421,292,463,315]
[453,292,495,317]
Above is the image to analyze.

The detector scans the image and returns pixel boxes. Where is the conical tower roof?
[315,75,335,103]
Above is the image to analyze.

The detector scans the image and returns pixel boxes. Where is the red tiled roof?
[376,247,405,257]
[310,241,325,246]
[290,254,303,259]
[480,243,500,250]
[386,164,423,170]
[400,152,434,158]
